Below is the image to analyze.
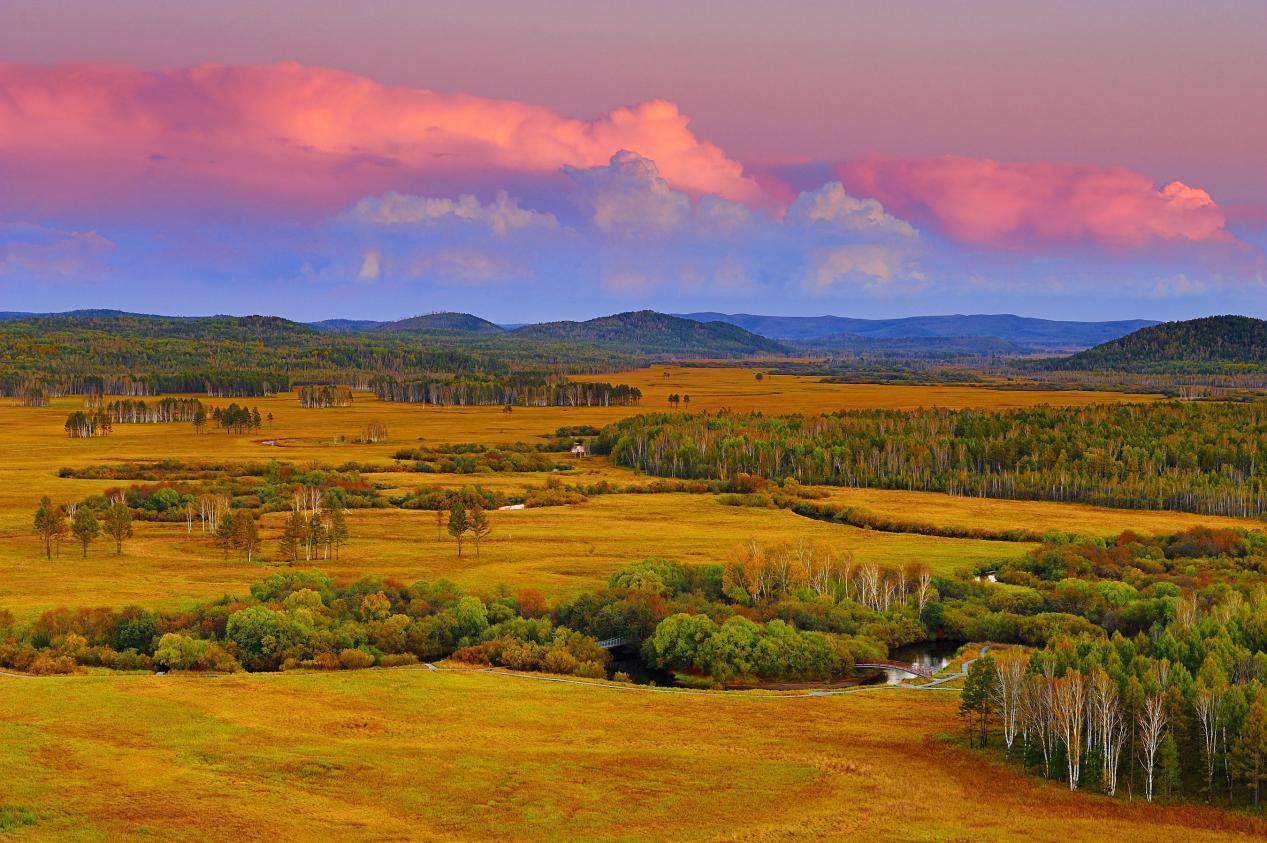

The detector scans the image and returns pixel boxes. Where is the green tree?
[323,492,348,559]
[230,510,260,562]
[447,502,470,557]
[452,595,489,641]
[1157,732,1181,801]
[644,613,719,673]
[278,509,307,563]
[307,511,326,560]
[103,502,133,555]
[226,606,300,671]
[214,513,234,559]
[1234,699,1267,807]
[33,496,68,559]
[468,506,491,557]
[960,654,999,748]
[70,506,100,557]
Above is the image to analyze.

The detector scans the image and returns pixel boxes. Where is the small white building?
[570,441,588,458]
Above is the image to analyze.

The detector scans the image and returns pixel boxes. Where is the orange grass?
[0,669,1261,841]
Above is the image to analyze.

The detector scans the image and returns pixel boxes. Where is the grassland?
[1,669,1261,841]
[4,367,1265,840]
[0,368,1236,621]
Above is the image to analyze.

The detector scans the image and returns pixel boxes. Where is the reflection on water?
[875,641,963,685]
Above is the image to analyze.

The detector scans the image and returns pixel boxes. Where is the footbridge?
[855,660,934,678]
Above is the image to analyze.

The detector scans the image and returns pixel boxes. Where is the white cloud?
[348,191,557,235]
[564,150,690,235]
[695,195,753,233]
[786,182,918,239]
[807,244,925,292]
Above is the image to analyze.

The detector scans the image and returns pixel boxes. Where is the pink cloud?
[836,155,1237,251]
[0,61,761,219]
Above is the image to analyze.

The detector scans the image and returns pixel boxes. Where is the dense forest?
[595,403,1267,517]
[371,374,641,407]
[956,529,1267,806]
[0,313,632,399]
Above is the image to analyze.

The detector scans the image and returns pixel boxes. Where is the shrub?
[28,653,76,675]
[542,646,579,675]
[154,633,208,670]
[312,651,341,670]
[575,660,606,679]
[378,653,419,668]
[338,648,375,669]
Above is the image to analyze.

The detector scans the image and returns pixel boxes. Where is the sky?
[1,0,1265,322]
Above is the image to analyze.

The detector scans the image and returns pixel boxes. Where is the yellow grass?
[1,669,1260,841]
[576,365,1160,413]
[0,493,1029,620]
[2,369,1261,840]
[816,486,1266,537]
[0,370,1234,622]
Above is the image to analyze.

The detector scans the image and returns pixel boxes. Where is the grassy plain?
[0,367,1239,621]
[3,367,1263,840]
[1,669,1262,841]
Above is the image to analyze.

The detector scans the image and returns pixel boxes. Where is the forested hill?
[510,310,790,356]
[0,309,789,396]
[1044,315,1267,371]
[307,312,505,334]
[677,312,1156,350]
[376,312,505,334]
[1,309,780,356]
[2,311,320,343]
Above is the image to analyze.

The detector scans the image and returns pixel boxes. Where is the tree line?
[596,404,1267,517]
[89,397,206,424]
[298,385,354,408]
[371,374,641,407]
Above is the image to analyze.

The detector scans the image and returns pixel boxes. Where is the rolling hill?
[376,312,505,333]
[800,333,1033,357]
[677,312,1156,351]
[511,310,790,356]
[1049,315,1267,371]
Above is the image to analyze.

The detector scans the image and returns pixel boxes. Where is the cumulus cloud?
[564,151,691,234]
[806,244,924,293]
[0,223,114,279]
[348,190,557,234]
[837,155,1240,251]
[0,61,761,219]
[786,182,917,239]
[693,195,754,233]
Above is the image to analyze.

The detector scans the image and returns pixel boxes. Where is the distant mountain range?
[675,312,1158,351]
[14,308,1245,363]
[0,309,786,358]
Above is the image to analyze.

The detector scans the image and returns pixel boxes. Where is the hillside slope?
[679,312,1155,350]
[512,310,790,356]
[376,312,505,334]
[1050,315,1267,371]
